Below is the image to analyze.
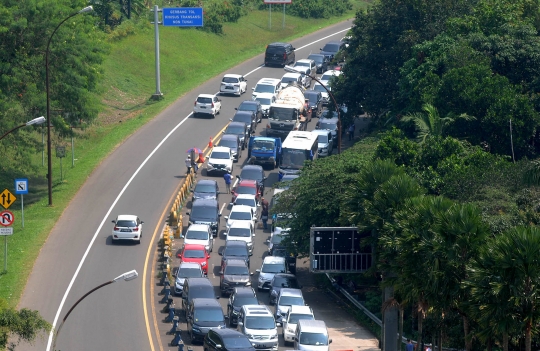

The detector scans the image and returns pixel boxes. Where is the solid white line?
[219,202,227,215]
[45,25,353,351]
[295,27,351,52]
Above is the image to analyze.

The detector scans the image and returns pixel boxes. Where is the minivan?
[186,298,226,344]
[256,256,288,291]
[187,199,221,237]
[265,42,295,67]
[181,277,218,313]
[294,320,332,351]
[237,305,278,350]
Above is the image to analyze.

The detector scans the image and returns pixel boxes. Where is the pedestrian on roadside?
[190,154,198,174]
[224,171,232,193]
[185,156,192,174]
[406,339,414,351]
[260,197,269,230]
[348,123,355,141]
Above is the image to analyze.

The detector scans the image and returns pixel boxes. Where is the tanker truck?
[265,82,312,139]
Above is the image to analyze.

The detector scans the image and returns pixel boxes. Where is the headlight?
[245,282,251,286]
[258,277,264,282]
[232,310,239,315]
[208,163,214,168]
[247,334,254,339]
[287,327,295,333]
[271,333,278,339]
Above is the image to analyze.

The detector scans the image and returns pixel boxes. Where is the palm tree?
[466,226,540,351]
[401,103,474,143]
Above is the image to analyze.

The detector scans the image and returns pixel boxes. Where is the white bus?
[279,131,319,180]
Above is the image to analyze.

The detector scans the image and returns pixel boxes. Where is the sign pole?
[152,5,163,99]
[3,235,6,272]
[269,4,272,29]
[21,194,24,228]
[283,4,285,29]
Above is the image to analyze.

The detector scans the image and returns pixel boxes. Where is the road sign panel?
[0,227,13,236]
[163,8,203,27]
[0,189,16,209]
[15,178,29,195]
[0,210,14,227]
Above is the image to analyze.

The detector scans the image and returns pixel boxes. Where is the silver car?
[174,262,204,295]
[311,129,333,157]
[274,288,305,322]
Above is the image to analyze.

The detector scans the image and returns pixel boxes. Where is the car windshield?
[186,230,208,240]
[224,265,249,275]
[191,206,216,220]
[235,198,256,207]
[183,249,206,258]
[254,84,275,93]
[267,47,285,54]
[225,126,244,135]
[279,296,304,306]
[282,77,298,84]
[322,43,340,52]
[273,248,288,257]
[233,114,252,125]
[317,134,329,143]
[236,186,256,195]
[271,234,285,244]
[241,169,262,181]
[321,110,338,119]
[306,94,318,103]
[256,97,272,105]
[177,267,202,278]
[246,316,276,329]
[116,220,136,227]
[219,139,237,149]
[308,55,323,64]
[281,149,307,169]
[223,77,239,83]
[223,336,254,349]
[229,211,252,221]
[299,332,329,346]
[273,276,298,288]
[269,107,295,121]
[195,184,215,193]
[319,122,337,130]
[239,103,257,111]
[197,97,212,104]
[228,227,251,237]
[288,313,314,324]
[224,246,248,257]
[313,85,327,93]
[252,140,274,151]
[211,151,230,159]
[233,296,258,307]
[194,309,223,322]
[190,286,216,301]
[262,263,285,273]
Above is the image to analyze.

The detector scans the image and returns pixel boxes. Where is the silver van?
[294,320,332,351]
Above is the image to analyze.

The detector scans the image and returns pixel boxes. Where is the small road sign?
[0,210,14,227]
[15,178,28,195]
[0,189,16,209]
[163,8,203,27]
[0,227,13,236]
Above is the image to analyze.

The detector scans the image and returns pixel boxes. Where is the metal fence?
[311,252,372,273]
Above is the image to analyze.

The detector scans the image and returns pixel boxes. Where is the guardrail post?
[160,268,170,286]
[161,286,171,303]
[178,341,185,351]
[168,316,180,334]
[171,327,182,346]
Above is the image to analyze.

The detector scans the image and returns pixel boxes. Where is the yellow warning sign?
[0,189,16,209]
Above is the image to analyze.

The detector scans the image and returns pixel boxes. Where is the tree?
[0,299,50,351]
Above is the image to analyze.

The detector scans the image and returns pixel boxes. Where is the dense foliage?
[0,298,50,351]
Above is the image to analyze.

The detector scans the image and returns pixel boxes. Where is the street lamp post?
[51,269,138,351]
[45,5,93,206]
[0,116,46,141]
[284,65,342,154]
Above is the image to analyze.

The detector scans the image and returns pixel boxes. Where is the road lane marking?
[294,27,351,51]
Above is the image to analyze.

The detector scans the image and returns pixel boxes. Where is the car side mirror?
[236,175,240,180]
[111,220,116,223]
[251,87,255,90]
[219,251,223,256]
[238,321,243,326]
[229,118,233,122]
[235,108,238,110]
[266,239,270,243]
[252,233,256,237]
[216,296,220,299]
[186,212,190,216]
[250,272,254,276]
[263,176,267,180]
[205,155,209,159]
[276,322,282,327]
[216,344,222,349]
[329,339,333,344]
[224,216,229,220]
[294,337,298,342]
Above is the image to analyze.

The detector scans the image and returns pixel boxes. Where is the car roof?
[198,93,215,98]
[311,129,331,136]
[211,146,231,153]
[308,53,325,58]
[242,304,272,314]
[228,121,247,128]
[187,277,213,286]
[179,262,203,269]
[273,273,296,280]
[228,220,252,229]
[225,240,248,247]
[242,165,263,172]
[192,298,221,307]
[268,42,290,47]
[321,70,342,76]
[289,305,313,314]
[319,116,339,123]
[238,179,257,187]
[324,40,343,45]
[239,100,259,106]
[116,214,137,221]
[234,287,256,296]
[256,78,281,85]
[279,288,303,297]
[184,243,206,250]
[224,259,248,267]
[272,227,290,235]
[235,194,257,200]
[304,90,320,96]
[220,134,239,141]
[296,59,314,64]
[230,205,253,213]
[234,110,255,117]
[282,72,301,78]
[196,179,217,186]
[223,74,243,78]
[297,320,327,332]
[192,198,218,207]
[186,223,211,231]
[210,328,247,337]
[263,256,286,264]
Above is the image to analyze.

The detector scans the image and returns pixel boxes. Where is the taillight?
[114,227,119,231]
[132,227,139,232]
[266,124,271,129]
[211,102,215,108]
[283,53,287,60]
[194,101,197,106]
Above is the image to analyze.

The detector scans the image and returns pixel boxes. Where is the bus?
[278,131,319,180]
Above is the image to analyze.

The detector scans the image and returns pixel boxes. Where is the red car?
[231,179,260,203]
[178,244,210,275]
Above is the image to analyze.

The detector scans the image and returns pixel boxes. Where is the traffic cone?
[208,137,213,148]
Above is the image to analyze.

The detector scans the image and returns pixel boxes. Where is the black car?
[224,122,249,150]
[181,278,217,313]
[230,110,257,135]
[218,134,241,162]
[238,165,266,194]
[186,298,226,344]
[220,240,251,269]
[187,199,221,237]
[265,42,295,67]
[319,40,346,60]
[304,90,323,117]
[192,179,219,202]
[237,100,263,123]
[269,273,302,305]
[227,287,258,327]
[270,245,297,274]
[317,116,339,147]
[204,327,255,351]
[220,259,252,296]
[307,53,330,74]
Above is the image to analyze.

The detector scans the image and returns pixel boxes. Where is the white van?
[294,320,332,351]
[237,305,278,350]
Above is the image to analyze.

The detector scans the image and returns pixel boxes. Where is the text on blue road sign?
[163,8,203,27]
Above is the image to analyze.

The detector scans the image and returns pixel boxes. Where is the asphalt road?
[18,19,354,351]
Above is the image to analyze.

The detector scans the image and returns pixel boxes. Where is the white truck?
[265,83,312,139]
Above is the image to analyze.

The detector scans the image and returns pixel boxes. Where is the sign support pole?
[269,4,272,29]
[283,4,285,29]
[21,194,24,228]
[3,236,7,272]
[152,5,163,100]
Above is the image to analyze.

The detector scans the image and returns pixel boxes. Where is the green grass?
[0,4,368,308]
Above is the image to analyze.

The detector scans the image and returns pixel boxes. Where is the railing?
[310,252,372,273]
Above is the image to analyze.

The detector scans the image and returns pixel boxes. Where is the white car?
[206,146,233,175]
[111,214,143,244]
[320,70,342,86]
[225,220,255,254]
[281,305,314,345]
[254,93,276,117]
[231,194,259,216]
[183,223,213,252]
[280,72,303,89]
[225,204,257,229]
[252,78,282,100]
[292,59,315,86]
[193,94,221,118]
[220,74,248,96]
[267,226,289,253]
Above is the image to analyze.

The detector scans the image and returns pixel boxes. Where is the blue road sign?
[163,8,203,27]
[14,178,28,195]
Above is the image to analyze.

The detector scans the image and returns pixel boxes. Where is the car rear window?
[237,186,256,195]
[267,46,286,54]
[232,114,252,124]
[223,77,239,83]
[116,220,136,227]
[254,84,275,93]
[197,97,212,103]
[225,126,244,135]
[239,103,257,111]
[218,139,237,149]
[322,43,340,52]
[241,169,263,181]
